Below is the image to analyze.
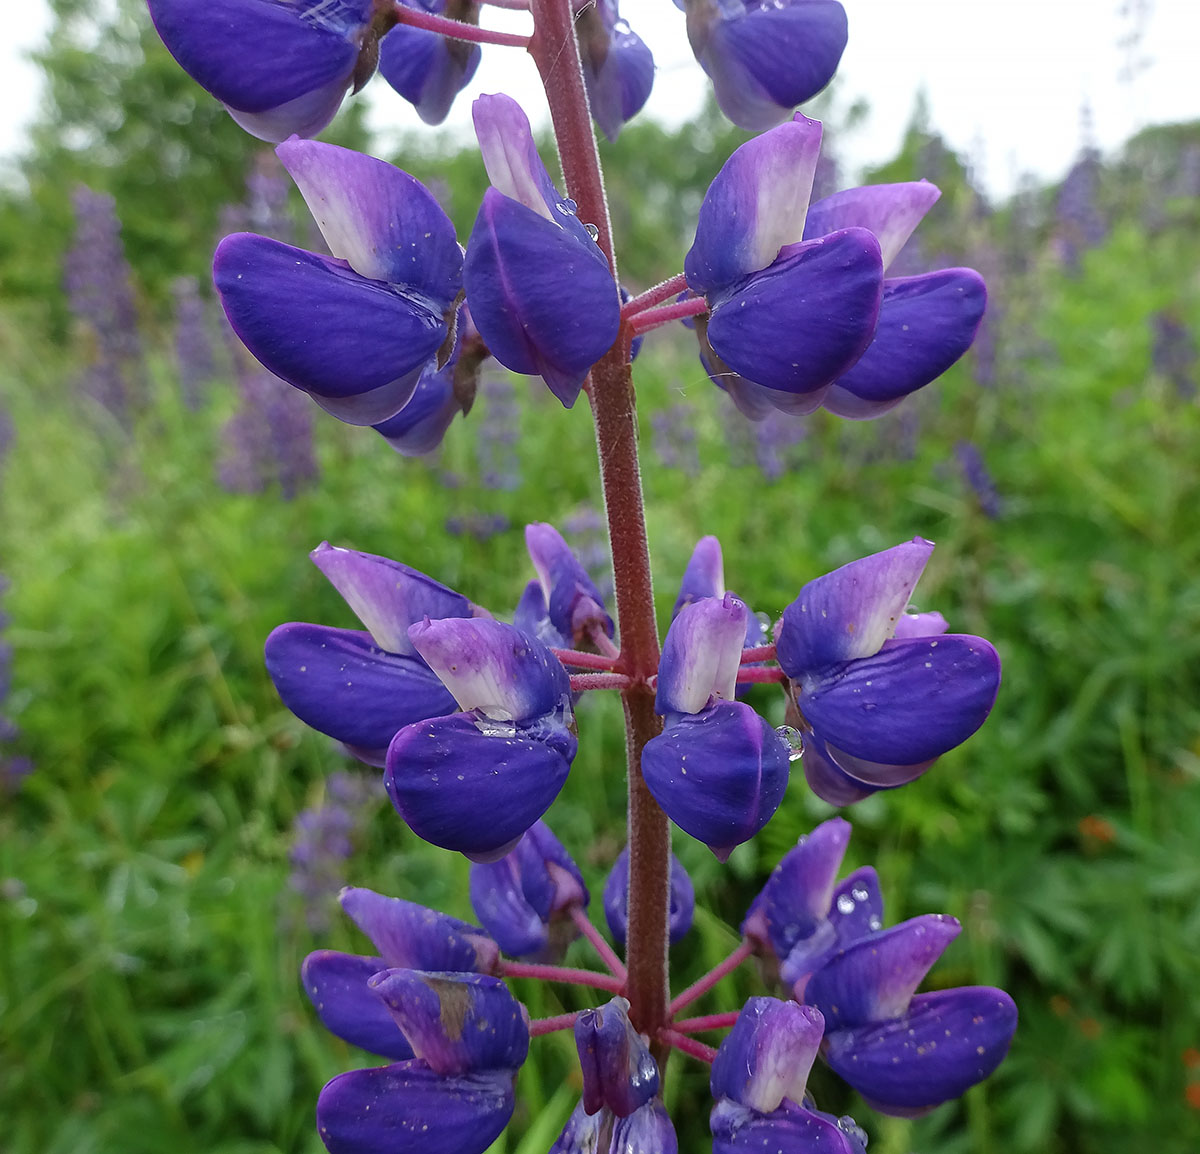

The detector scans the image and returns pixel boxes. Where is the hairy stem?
[528,0,669,1045]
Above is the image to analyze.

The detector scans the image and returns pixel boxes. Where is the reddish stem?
[551,648,621,671]
[529,1012,581,1036]
[627,296,709,336]
[668,939,755,1015]
[740,643,778,664]
[499,960,625,994]
[673,1011,741,1033]
[528,0,668,1047]
[587,623,622,660]
[570,672,632,692]
[569,904,628,981]
[621,273,691,318]
[392,2,530,45]
[659,1029,718,1064]
[735,667,788,685]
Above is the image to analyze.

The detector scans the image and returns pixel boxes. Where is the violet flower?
[378,1,482,125]
[265,543,479,766]
[775,538,1001,803]
[678,0,848,131]
[146,0,393,141]
[574,1,655,142]
[215,138,462,426]
[642,593,790,859]
[522,522,615,649]
[603,846,694,947]
[684,113,885,421]
[384,618,577,859]
[469,820,589,961]
[464,95,621,407]
[316,970,528,1154]
[302,885,501,1059]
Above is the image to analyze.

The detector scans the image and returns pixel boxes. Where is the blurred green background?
[2,4,1200,1154]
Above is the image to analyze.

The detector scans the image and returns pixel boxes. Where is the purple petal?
[776,538,935,672]
[575,997,659,1117]
[372,357,462,456]
[741,817,851,962]
[688,2,848,132]
[821,740,937,791]
[464,189,620,406]
[147,0,368,118]
[686,113,824,293]
[214,234,445,423]
[710,998,824,1112]
[525,523,615,646]
[513,580,566,648]
[338,887,500,973]
[697,322,834,418]
[711,1099,863,1154]
[800,733,877,806]
[264,623,456,762]
[225,76,353,142]
[276,138,461,302]
[310,543,473,656]
[301,950,415,1060]
[827,867,884,946]
[705,229,883,397]
[408,618,572,722]
[317,1062,514,1154]
[578,3,656,142]
[804,182,942,271]
[822,987,1018,1114]
[672,536,726,615]
[370,970,529,1074]
[603,846,694,947]
[894,611,949,639]
[799,633,1002,766]
[472,94,567,224]
[385,713,573,858]
[803,915,961,1028]
[829,269,988,412]
[657,593,749,715]
[642,700,790,859]
[378,14,481,126]
[552,1098,678,1154]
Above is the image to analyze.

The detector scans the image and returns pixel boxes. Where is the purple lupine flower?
[445,513,511,541]
[575,997,659,1117]
[316,971,528,1154]
[642,593,790,858]
[265,543,479,765]
[753,411,807,481]
[464,95,621,407]
[602,846,694,947]
[561,510,614,612]
[552,1097,677,1154]
[469,820,589,961]
[1054,144,1107,271]
[684,114,884,420]
[775,539,1001,803]
[65,185,147,425]
[147,0,394,141]
[803,915,1017,1114]
[522,522,615,649]
[302,886,501,1059]
[374,326,472,456]
[678,0,848,131]
[215,138,463,426]
[955,441,1003,519]
[710,998,866,1154]
[217,369,318,498]
[574,1,655,142]
[378,1,482,125]
[384,618,578,859]
[171,277,216,410]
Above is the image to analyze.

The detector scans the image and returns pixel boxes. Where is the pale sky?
[3,2,1198,199]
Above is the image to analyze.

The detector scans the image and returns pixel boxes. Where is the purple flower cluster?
[171,277,218,411]
[64,185,147,426]
[0,414,30,798]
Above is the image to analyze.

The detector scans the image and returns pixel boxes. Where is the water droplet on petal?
[851,886,868,902]
[775,725,804,761]
[584,222,600,241]
[836,893,856,915]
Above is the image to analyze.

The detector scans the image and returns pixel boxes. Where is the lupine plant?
[146,1,1014,1150]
